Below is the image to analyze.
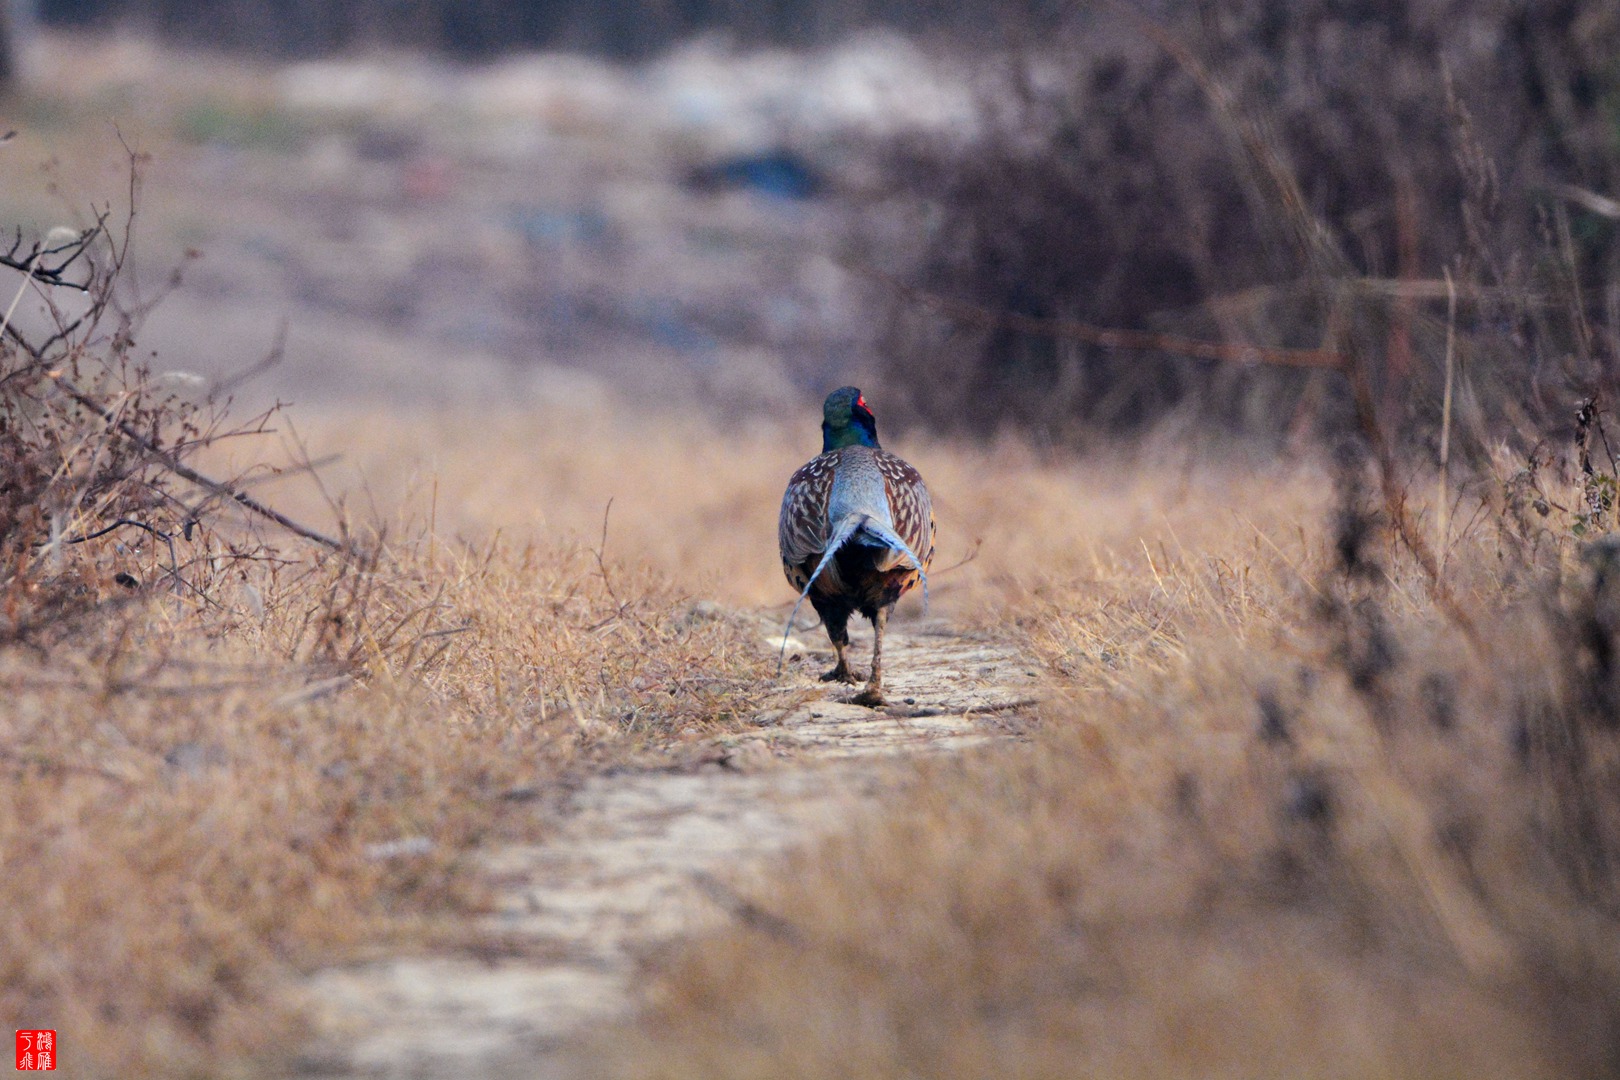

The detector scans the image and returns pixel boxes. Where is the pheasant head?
[821,386,880,452]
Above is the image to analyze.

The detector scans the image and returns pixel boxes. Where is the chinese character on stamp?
[15,1031,56,1071]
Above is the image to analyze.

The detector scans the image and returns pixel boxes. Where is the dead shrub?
[0,160,780,1077]
[860,1,1620,447]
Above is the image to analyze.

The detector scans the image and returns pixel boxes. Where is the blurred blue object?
[685,150,823,201]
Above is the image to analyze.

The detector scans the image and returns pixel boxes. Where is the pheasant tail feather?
[775,514,928,673]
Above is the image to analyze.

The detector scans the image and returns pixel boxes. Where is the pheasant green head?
[821,386,881,452]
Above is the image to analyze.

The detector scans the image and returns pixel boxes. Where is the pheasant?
[778,387,935,707]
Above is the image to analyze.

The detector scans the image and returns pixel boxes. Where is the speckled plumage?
[777,388,935,707]
[779,446,934,597]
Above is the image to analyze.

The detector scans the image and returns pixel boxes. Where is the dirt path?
[289,618,1038,1079]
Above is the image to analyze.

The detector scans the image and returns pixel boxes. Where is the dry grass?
[0,373,793,1078]
[869,2,1620,444]
[264,404,1266,615]
[7,301,1618,1077]
[5,17,1617,1078]
[588,451,1620,1080]
[5,367,1181,1076]
[0,515,784,1076]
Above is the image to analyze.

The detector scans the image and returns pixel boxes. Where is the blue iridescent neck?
[822,415,879,451]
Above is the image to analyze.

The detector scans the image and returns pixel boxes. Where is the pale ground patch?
[285,616,1040,1079]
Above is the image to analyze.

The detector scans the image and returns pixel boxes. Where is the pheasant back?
[779,445,935,605]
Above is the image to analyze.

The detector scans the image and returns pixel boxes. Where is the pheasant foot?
[851,685,886,708]
[820,663,864,684]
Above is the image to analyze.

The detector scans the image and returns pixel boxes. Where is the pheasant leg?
[852,607,888,707]
[818,606,863,682]
[820,640,864,684]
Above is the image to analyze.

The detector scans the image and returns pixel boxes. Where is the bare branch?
[0,215,106,294]
[213,317,288,396]
[44,369,351,553]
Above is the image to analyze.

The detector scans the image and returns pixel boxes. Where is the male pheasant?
[778,387,935,707]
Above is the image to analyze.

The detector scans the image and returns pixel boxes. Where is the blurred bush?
[863,0,1620,447]
[37,0,1048,57]
[32,0,1620,451]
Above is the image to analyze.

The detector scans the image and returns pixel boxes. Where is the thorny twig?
[932,537,982,578]
[59,516,231,610]
[2,214,348,555]
[0,215,104,294]
[48,369,348,551]
[586,497,661,636]
[64,517,184,546]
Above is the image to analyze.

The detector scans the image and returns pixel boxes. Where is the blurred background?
[2,10,1619,1075]
[29,0,1033,57]
[0,0,1615,450]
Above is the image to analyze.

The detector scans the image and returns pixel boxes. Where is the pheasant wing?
[778,451,836,589]
[877,451,935,573]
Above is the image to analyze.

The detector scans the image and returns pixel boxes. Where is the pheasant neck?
[821,416,880,452]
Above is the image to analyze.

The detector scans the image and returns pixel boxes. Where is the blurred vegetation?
[867,1,1620,447]
[0,14,13,91]
[37,0,1055,57]
[30,1,1620,452]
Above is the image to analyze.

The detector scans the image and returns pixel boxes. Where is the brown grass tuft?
[587,449,1620,1080]
[0,503,781,1076]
